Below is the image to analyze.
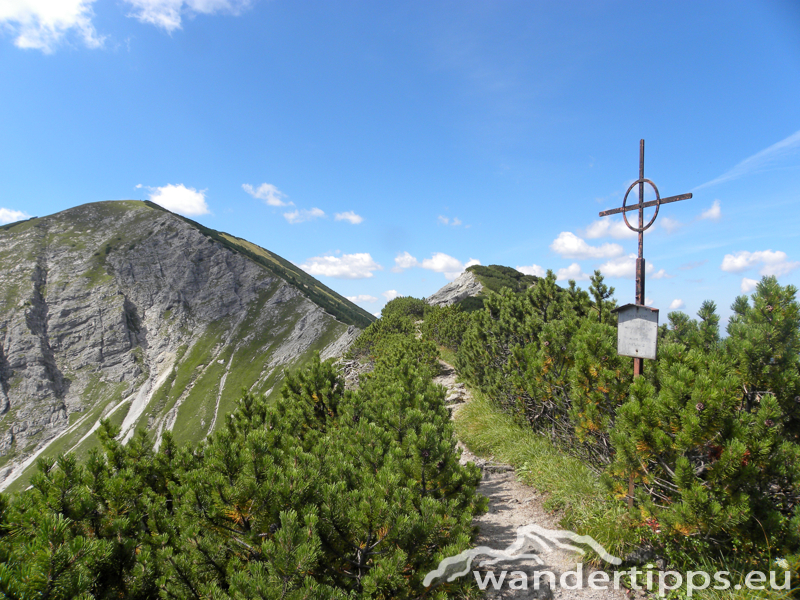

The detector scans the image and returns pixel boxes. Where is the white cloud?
[721,250,800,277]
[599,254,671,280]
[143,183,209,216]
[0,0,104,52]
[0,208,31,225]
[694,129,800,190]
[516,264,546,277]
[669,299,685,310]
[700,199,722,221]
[741,278,759,294]
[300,253,382,279]
[421,253,463,278]
[283,207,325,224]
[382,290,399,301]
[437,215,464,227]
[645,297,654,307]
[392,251,419,272]
[346,294,377,304]
[556,263,589,282]
[582,219,637,240]
[0,0,253,51]
[334,211,363,225]
[465,258,481,269]
[392,251,479,280]
[123,0,252,33]
[651,269,670,280]
[660,216,682,234]
[420,253,480,280]
[550,232,624,260]
[242,183,292,207]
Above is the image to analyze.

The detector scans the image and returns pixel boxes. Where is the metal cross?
[598,139,692,375]
[599,139,693,510]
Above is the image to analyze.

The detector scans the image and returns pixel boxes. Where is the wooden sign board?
[612,304,659,360]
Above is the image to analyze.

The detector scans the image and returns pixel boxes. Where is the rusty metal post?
[633,140,646,382]
[597,139,694,511]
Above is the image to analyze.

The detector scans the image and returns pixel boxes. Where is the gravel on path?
[433,361,637,600]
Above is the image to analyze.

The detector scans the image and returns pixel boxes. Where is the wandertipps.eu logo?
[423,523,621,589]
[423,523,793,596]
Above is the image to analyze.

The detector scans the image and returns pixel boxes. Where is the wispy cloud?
[382,290,399,301]
[438,215,464,227]
[694,129,800,190]
[679,260,707,271]
[124,0,253,33]
[335,211,363,224]
[242,183,292,207]
[283,208,325,224]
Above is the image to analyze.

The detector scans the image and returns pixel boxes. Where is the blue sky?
[2,1,799,322]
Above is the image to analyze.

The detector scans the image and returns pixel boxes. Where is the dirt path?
[434,361,634,600]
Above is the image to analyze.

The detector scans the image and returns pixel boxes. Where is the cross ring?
[622,178,661,233]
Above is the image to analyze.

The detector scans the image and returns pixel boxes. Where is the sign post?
[598,139,693,508]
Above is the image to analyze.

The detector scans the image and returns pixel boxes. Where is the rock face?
[425,271,483,307]
[0,201,372,490]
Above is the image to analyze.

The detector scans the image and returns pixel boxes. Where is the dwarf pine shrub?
[452,271,800,555]
[0,348,483,599]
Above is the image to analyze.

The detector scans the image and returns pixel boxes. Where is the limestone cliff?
[0,201,372,491]
[425,271,483,307]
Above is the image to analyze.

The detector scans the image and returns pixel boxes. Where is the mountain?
[0,200,373,491]
[426,264,539,310]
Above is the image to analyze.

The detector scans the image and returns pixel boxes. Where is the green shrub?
[421,304,472,350]
[380,295,430,320]
[347,313,416,360]
[466,264,538,295]
[455,270,800,557]
[0,351,484,599]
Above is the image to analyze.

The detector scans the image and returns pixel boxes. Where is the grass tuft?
[455,389,645,562]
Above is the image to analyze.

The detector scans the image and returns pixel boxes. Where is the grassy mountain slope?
[457,264,540,311]
[0,200,371,492]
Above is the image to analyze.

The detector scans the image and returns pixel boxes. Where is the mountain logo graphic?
[423,523,622,587]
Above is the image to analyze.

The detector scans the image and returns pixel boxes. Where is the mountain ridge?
[0,200,369,491]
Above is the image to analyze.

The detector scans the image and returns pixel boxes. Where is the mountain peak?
[0,200,367,491]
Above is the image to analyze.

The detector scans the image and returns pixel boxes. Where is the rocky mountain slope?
[0,200,371,491]
[426,265,538,310]
[425,271,483,307]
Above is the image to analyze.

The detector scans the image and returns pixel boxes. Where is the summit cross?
[598,139,692,375]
